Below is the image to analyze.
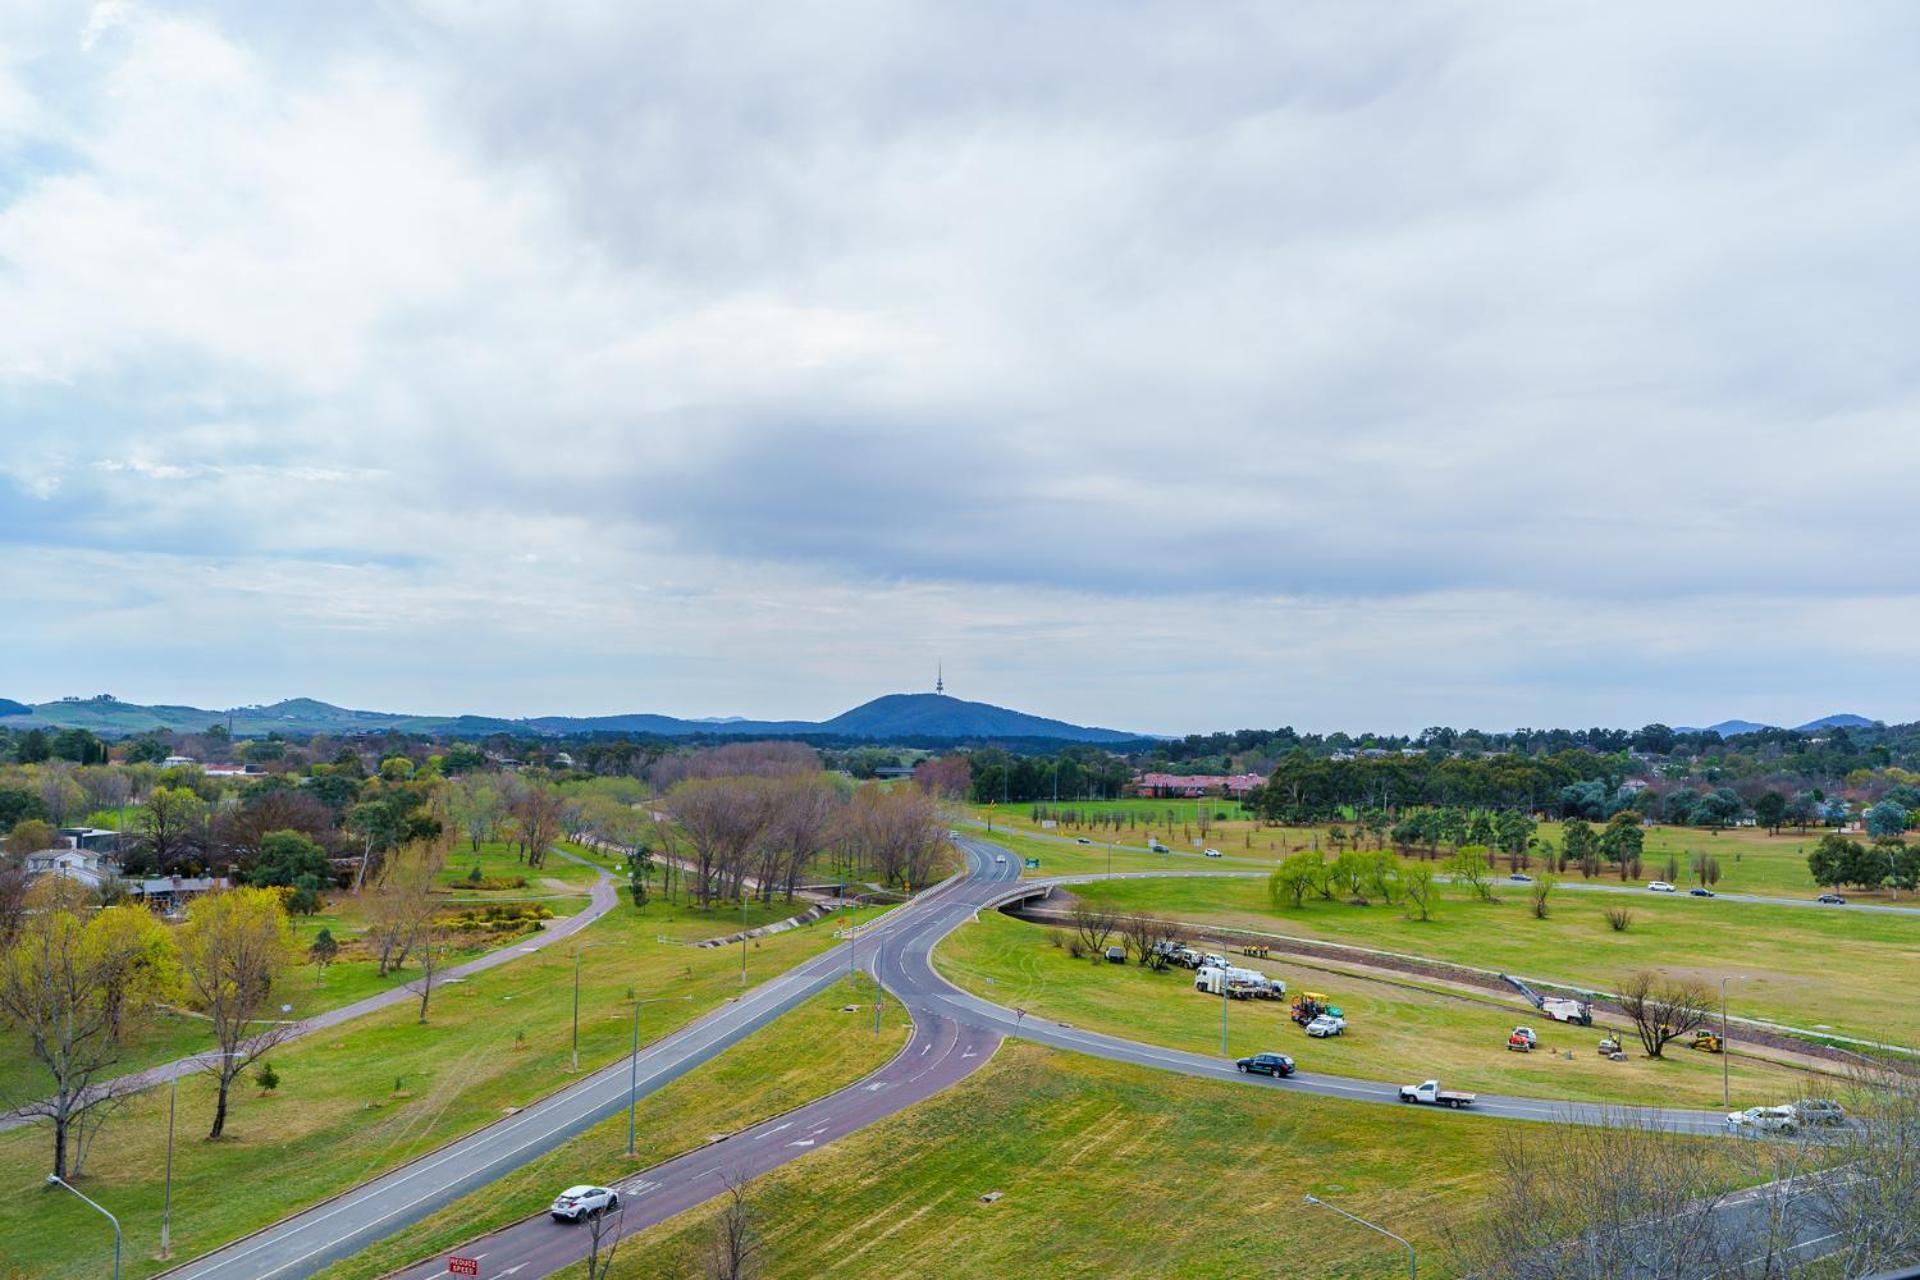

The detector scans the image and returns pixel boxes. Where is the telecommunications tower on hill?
[935,663,944,695]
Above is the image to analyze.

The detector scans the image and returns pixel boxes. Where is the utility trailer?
[1500,974,1593,1026]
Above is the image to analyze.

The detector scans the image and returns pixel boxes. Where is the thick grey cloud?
[3,1,1919,730]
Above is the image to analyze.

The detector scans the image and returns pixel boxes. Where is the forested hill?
[0,692,1140,744]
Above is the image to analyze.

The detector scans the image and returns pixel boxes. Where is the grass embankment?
[323,973,908,1279]
[594,1040,1510,1279]
[974,802,1850,899]
[1068,876,1920,1046]
[0,893,845,1279]
[937,913,1806,1108]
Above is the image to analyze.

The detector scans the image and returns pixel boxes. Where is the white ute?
[1399,1080,1476,1108]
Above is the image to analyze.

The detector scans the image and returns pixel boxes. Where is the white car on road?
[1726,1106,1797,1135]
[1203,848,1223,858]
[1647,880,1677,893]
[551,1185,620,1221]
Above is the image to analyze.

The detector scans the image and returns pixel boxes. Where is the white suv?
[551,1185,620,1221]
[1726,1106,1797,1135]
[1647,881,1677,893]
[1306,1014,1347,1038]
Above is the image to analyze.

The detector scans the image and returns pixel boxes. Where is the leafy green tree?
[1268,852,1323,908]
[1401,863,1437,921]
[3,819,57,856]
[1866,800,1908,839]
[1449,846,1495,901]
[50,729,106,765]
[15,730,50,764]
[0,788,48,832]
[1753,791,1788,835]
[308,926,339,969]
[140,785,207,871]
[1597,812,1644,868]
[247,830,332,889]
[124,736,171,764]
[1562,817,1597,871]
[1808,833,1868,890]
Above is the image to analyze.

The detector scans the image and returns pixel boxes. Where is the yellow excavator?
[1689,1029,1724,1054]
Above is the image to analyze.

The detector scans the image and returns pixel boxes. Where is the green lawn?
[0,875,592,1103]
[936,912,1808,1109]
[0,893,851,1279]
[593,1041,1515,1279]
[1067,876,1920,1046]
[973,804,1858,899]
[322,973,909,1279]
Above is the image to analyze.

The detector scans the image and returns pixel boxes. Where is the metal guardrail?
[1861,1268,1920,1279]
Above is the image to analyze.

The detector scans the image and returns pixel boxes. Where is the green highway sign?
[1024,858,1040,869]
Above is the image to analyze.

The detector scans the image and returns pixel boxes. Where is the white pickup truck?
[1399,1079,1476,1109]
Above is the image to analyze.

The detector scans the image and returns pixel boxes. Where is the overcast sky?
[4,2,1918,736]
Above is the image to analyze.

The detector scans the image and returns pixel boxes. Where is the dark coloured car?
[1235,1052,1295,1077]
[1817,893,1847,905]
[1690,888,1716,897]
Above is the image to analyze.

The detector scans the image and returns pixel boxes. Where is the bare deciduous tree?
[407,925,444,1024]
[1069,898,1118,956]
[705,1171,763,1280]
[365,838,444,977]
[1810,1056,1920,1272]
[583,1196,626,1279]
[1615,971,1713,1059]
[1448,1106,1815,1279]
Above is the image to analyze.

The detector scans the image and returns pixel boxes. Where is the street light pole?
[159,1073,178,1258]
[1304,1194,1414,1279]
[627,994,694,1156]
[572,947,582,1073]
[49,1175,121,1280]
[1220,971,1229,1055]
[1721,974,1747,1108]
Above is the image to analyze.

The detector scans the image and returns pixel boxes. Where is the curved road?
[1,849,621,1136]
[370,840,1736,1280]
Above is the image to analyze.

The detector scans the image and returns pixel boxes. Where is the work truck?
[1399,1079,1477,1109]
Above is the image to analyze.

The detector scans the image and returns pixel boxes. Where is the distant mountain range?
[1673,714,1878,736]
[0,692,1142,744]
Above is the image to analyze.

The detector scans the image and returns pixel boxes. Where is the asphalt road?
[155,861,993,1280]
[0,849,621,1136]
[163,839,1829,1279]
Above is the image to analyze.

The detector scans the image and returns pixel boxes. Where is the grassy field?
[1065,875,1920,1046]
[0,839,632,1103]
[974,803,1856,899]
[322,973,909,1279]
[592,1040,1515,1279]
[936,912,1810,1108]
[968,824,1275,880]
[0,892,848,1279]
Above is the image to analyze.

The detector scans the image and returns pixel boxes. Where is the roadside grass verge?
[937,912,1809,1109]
[0,894,848,1280]
[1067,875,1920,1047]
[591,1040,1515,1279]
[321,973,908,1279]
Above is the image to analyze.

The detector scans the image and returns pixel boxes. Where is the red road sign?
[448,1259,479,1277]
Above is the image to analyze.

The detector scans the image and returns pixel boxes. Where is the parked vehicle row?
[1726,1098,1848,1134]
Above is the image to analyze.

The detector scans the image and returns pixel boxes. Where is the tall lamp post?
[572,943,601,1073]
[48,1175,121,1280]
[1304,1194,1414,1279]
[627,994,695,1156]
[1721,974,1748,1107]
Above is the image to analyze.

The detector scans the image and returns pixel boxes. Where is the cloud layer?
[4,1,1919,733]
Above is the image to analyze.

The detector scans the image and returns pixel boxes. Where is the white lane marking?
[787,1139,816,1147]
[756,1122,793,1141]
